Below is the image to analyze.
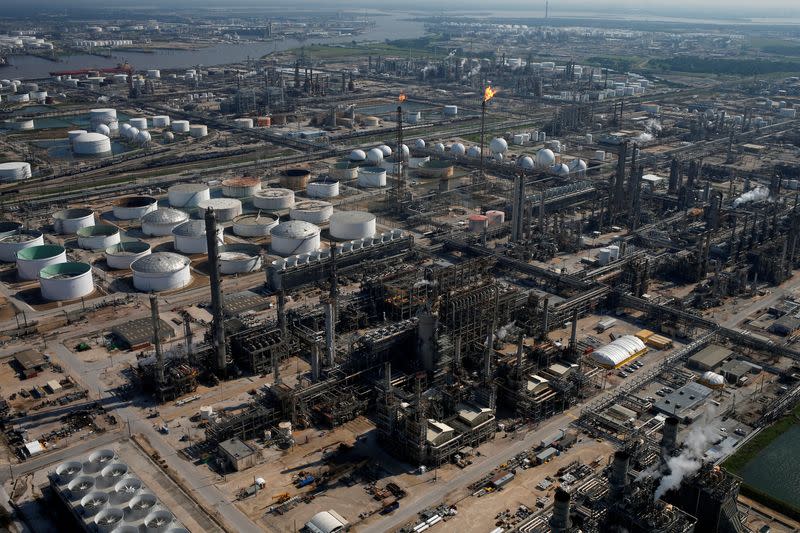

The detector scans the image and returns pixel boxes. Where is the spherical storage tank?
[568,159,588,176]
[490,138,508,154]
[253,188,295,210]
[450,143,466,156]
[124,127,139,141]
[131,252,191,292]
[89,108,117,126]
[0,162,32,182]
[54,208,95,234]
[517,156,535,170]
[222,177,261,198]
[550,163,570,177]
[414,139,426,150]
[270,220,321,256]
[105,241,151,270]
[152,115,170,128]
[232,214,278,237]
[163,131,175,144]
[366,148,384,165]
[16,244,67,280]
[172,220,223,254]
[168,183,210,208]
[467,146,482,158]
[377,145,392,157]
[536,148,556,167]
[330,211,376,240]
[136,130,151,145]
[95,123,111,136]
[172,120,190,134]
[113,196,158,219]
[0,229,44,262]
[77,225,121,250]
[39,262,94,301]
[190,125,208,138]
[219,244,262,274]
[349,149,366,162]
[357,166,387,188]
[290,200,333,224]
[307,177,340,198]
[197,198,242,222]
[73,133,112,155]
[433,142,445,153]
[141,208,189,236]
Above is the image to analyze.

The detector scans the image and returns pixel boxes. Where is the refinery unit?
[1,7,800,533]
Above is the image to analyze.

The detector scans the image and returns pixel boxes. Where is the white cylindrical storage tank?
[4,119,34,130]
[222,177,261,198]
[54,208,95,234]
[152,115,170,128]
[363,116,380,127]
[232,214,278,237]
[235,118,254,129]
[329,211,376,240]
[219,244,262,274]
[39,262,94,301]
[307,178,340,198]
[289,200,333,223]
[131,252,191,292]
[77,225,121,250]
[468,214,488,232]
[0,162,32,182]
[90,108,117,125]
[585,133,593,144]
[357,166,387,188]
[366,148,384,165]
[443,105,458,117]
[172,220,223,254]
[73,132,112,155]
[407,111,421,123]
[168,183,210,208]
[16,244,67,280]
[253,188,295,210]
[8,93,30,103]
[31,91,47,102]
[598,247,612,265]
[0,230,44,262]
[171,120,190,133]
[608,244,620,260]
[129,117,148,130]
[197,198,242,222]
[147,69,161,79]
[0,221,21,238]
[593,150,606,161]
[190,124,208,138]
[144,510,175,532]
[68,130,88,145]
[113,195,158,220]
[330,161,358,180]
[105,241,152,270]
[141,208,189,236]
[270,221,320,256]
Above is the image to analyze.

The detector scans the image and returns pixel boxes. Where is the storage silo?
[219,244,262,274]
[141,208,189,236]
[253,188,295,210]
[307,177,340,198]
[290,200,333,224]
[72,132,112,155]
[54,208,95,234]
[189,124,208,138]
[113,196,158,219]
[129,117,148,130]
[171,120,190,133]
[222,177,261,198]
[16,244,67,280]
[0,229,44,262]
[196,198,242,222]
[172,220,224,254]
[279,168,311,190]
[329,211,376,240]
[105,241,151,270]
[152,115,170,128]
[168,183,210,208]
[39,262,94,301]
[131,252,191,292]
[357,166,387,187]
[0,162,32,182]
[77,225,121,250]
[270,221,320,256]
[232,214,278,237]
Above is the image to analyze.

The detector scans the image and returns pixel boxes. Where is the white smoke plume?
[645,119,662,134]
[635,132,654,143]
[495,321,516,341]
[733,186,770,207]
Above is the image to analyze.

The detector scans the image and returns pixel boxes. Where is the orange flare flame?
[483,86,496,102]
[399,93,407,102]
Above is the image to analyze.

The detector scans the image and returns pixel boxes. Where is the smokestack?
[661,417,679,464]
[569,308,578,355]
[609,451,630,500]
[183,318,193,364]
[205,208,227,378]
[277,289,287,335]
[150,294,164,386]
[549,488,572,533]
[324,300,336,367]
[541,297,550,338]
[311,343,320,382]
[516,332,525,368]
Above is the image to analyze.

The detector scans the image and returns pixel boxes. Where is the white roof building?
[305,510,348,533]
[590,335,646,368]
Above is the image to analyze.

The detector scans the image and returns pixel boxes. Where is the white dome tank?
[163,131,175,143]
[113,195,158,220]
[95,123,111,136]
[467,146,482,158]
[105,241,152,270]
[77,225,121,250]
[171,120,190,133]
[16,244,67,280]
[73,132,112,155]
[536,148,556,167]
[414,139,426,150]
[517,156,535,170]
[433,142,445,153]
[0,162,32,181]
[568,159,588,176]
[141,208,189,236]
[349,149,366,162]
[290,200,333,223]
[357,166,387,188]
[377,144,392,157]
[131,252,191,292]
[232,214,278,237]
[366,148,384,165]
[172,220,224,254]
[54,208,95,234]
[168,183,210,208]
[550,163,570,176]
[450,143,466,156]
[0,229,44,262]
[137,130,152,144]
[124,127,139,140]
[253,188,295,210]
[270,220,321,256]
[219,244,262,274]
[329,211,376,240]
[197,198,242,222]
[490,138,508,154]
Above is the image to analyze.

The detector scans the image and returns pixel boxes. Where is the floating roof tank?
[232,214,278,237]
[171,120,190,133]
[168,183,210,208]
[152,115,170,128]
[54,208,95,234]
[218,244,262,274]
[0,229,43,262]
[39,262,94,301]
[357,166,387,187]
[105,241,152,270]
[77,224,121,250]
[112,195,158,220]
[253,188,295,210]
[307,177,340,198]
[222,177,261,198]
[290,200,333,223]
[279,168,312,190]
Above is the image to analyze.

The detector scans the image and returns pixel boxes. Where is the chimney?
[661,417,679,464]
[311,343,320,382]
[150,294,164,386]
[204,207,227,378]
[609,451,630,500]
[324,300,336,367]
[549,488,572,533]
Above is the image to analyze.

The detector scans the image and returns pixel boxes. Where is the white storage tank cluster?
[270,220,321,256]
[197,198,242,222]
[290,200,333,224]
[218,244,262,274]
[172,220,223,254]
[222,177,261,198]
[105,241,152,270]
[77,225,121,250]
[171,120,191,134]
[54,208,95,234]
[235,118,254,129]
[73,132,112,155]
[168,183,210,208]
[329,211,376,240]
[112,196,158,220]
[152,115,170,128]
[89,108,118,131]
[129,118,148,130]
[0,229,44,262]
[0,162,32,182]
[190,124,208,138]
[232,214,278,237]
[253,188,295,210]
[131,252,191,292]
[39,262,94,301]
[307,177,340,198]
[16,244,66,280]
[141,208,189,236]
[357,166,387,188]
[8,93,30,103]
